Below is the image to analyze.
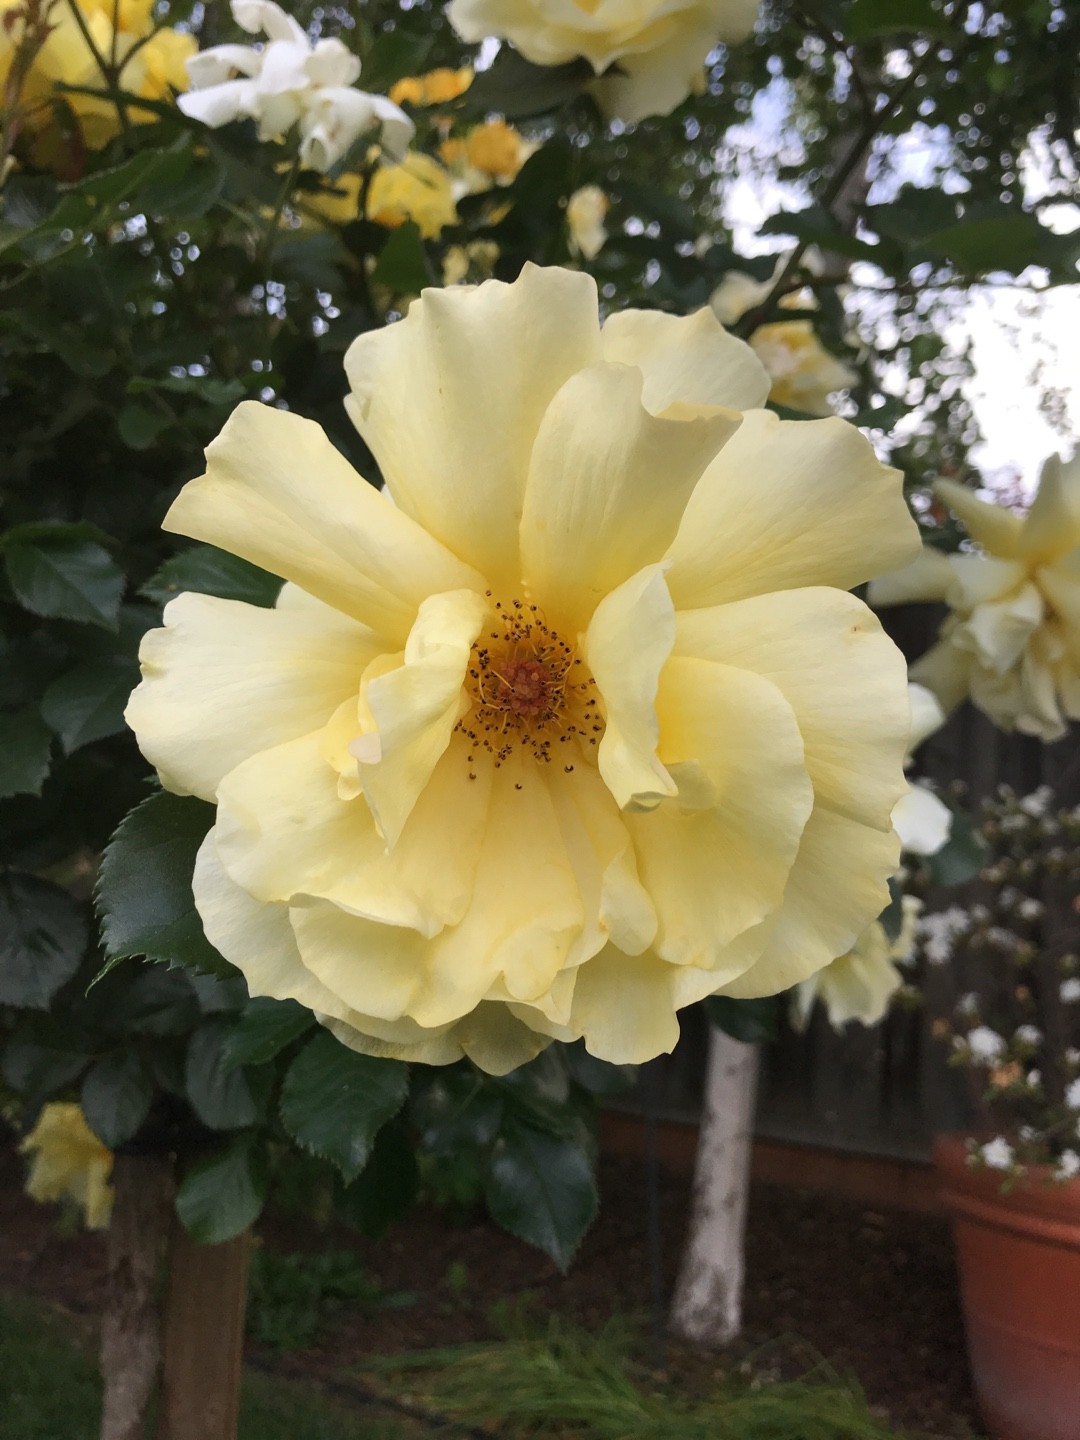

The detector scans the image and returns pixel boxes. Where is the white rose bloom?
[1067,1078,1080,1110]
[980,1136,1014,1170]
[967,1025,1006,1063]
[918,904,969,964]
[1057,1150,1080,1181]
[447,0,760,123]
[178,0,413,172]
[1060,978,1080,1004]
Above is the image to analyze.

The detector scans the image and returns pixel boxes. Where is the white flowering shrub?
[910,786,1080,1178]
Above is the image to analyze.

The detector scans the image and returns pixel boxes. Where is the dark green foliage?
[96,791,231,978]
[706,996,779,1045]
[246,1248,411,1351]
[2,0,1075,1272]
[175,1134,269,1244]
[280,1033,409,1183]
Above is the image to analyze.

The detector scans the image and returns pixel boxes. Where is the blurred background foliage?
[0,0,1077,1265]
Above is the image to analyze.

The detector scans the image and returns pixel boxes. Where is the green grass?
[0,1291,422,1440]
[365,1318,914,1440]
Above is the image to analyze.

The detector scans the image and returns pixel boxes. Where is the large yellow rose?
[447,0,760,122]
[870,453,1080,742]
[20,1103,114,1230]
[127,265,917,1074]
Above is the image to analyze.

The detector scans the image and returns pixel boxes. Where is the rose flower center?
[457,596,603,774]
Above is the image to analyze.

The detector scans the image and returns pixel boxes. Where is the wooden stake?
[155,1224,252,1440]
[100,1155,174,1440]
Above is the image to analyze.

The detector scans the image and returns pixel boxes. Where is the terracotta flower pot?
[934,1133,1080,1440]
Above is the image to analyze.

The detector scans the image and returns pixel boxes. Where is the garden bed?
[0,1143,983,1437]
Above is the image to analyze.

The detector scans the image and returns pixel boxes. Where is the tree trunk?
[100,1154,174,1440]
[155,1226,251,1440]
[669,1029,759,1347]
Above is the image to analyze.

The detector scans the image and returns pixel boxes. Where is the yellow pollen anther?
[456,597,601,771]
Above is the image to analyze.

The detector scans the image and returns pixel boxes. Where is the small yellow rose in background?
[389,67,474,107]
[870,452,1080,743]
[791,896,921,1032]
[448,0,760,123]
[440,118,539,199]
[442,238,499,286]
[127,264,917,1074]
[708,251,824,327]
[748,320,857,418]
[709,261,854,416]
[20,1103,114,1230]
[0,0,195,151]
[567,184,609,261]
[367,151,458,239]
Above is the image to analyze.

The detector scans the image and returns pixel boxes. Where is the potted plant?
[916,785,1080,1440]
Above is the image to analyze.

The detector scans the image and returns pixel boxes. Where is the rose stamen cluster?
[459,597,601,772]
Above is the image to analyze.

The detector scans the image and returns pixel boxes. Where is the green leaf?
[562,1042,637,1097]
[846,0,953,40]
[40,658,137,753]
[1,1035,93,1102]
[360,29,436,94]
[109,966,202,1035]
[459,51,592,121]
[96,791,233,978]
[922,213,1058,276]
[117,401,171,451]
[370,222,430,294]
[0,140,200,256]
[222,998,314,1071]
[81,1051,155,1148]
[0,311,116,378]
[175,1135,267,1244]
[878,874,907,944]
[185,1019,261,1130]
[4,536,124,629]
[279,1032,409,1183]
[704,995,778,1044]
[139,544,282,609]
[484,1119,598,1271]
[0,707,53,799]
[128,374,247,407]
[336,1123,419,1239]
[928,809,987,887]
[0,873,88,1010]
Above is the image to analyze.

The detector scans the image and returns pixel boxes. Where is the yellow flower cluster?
[0,0,195,151]
[128,264,918,1074]
[389,66,473,108]
[20,1103,114,1230]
